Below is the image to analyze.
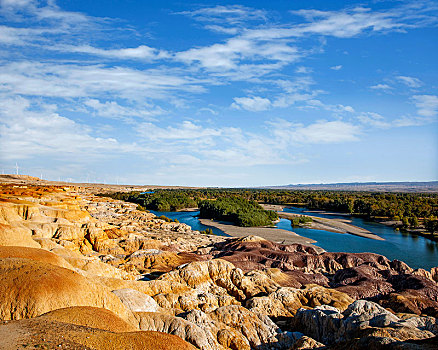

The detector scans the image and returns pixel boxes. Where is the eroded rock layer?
[0,182,437,349]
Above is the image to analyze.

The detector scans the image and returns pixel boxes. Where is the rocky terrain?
[0,180,437,349]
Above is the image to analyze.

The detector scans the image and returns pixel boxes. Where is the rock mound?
[0,245,73,269]
[208,237,438,316]
[39,306,137,332]
[291,300,438,347]
[0,316,196,350]
[0,257,135,326]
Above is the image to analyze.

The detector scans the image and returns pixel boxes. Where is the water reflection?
[426,242,437,253]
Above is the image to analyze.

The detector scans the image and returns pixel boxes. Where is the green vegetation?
[291,215,313,227]
[97,191,196,211]
[157,215,179,223]
[424,217,438,234]
[142,192,197,211]
[200,228,214,235]
[198,197,278,227]
[98,188,438,236]
[136,204,147,212]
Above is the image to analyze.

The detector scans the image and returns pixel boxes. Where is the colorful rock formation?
[0,182,437,349]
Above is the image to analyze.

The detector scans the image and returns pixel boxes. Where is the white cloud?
[176,36,299,73]
[392,116,430,127]
[290,4,438,38]
[197,107,218,116]
[295,66,312,74]
[412,95,438,117]
[357,112,390,128]
[135,118,362,170]
[370,83,393,91]
[272,93,314,108]
[240,3,438,43]
[0,61,206,100]
[0,25,50,44]
[57,44,169,61]
[397,75,423,88]
[204,25,239,35]
[330,65,342,70]
[179,5,267,25]
[291,120,361,143]
[268,119,361,144]
[0,0,35,8]
[0,96,137,161]
[84,99,162,120]
[138,121,222,141]
[305,99,355,113]
[231,96,271,111]
[358,108,437,129]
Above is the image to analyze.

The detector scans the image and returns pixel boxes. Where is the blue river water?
[278,207,438,270]
[150,210,228,236]
[151,208,438,270]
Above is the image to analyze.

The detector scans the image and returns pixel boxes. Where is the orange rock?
[0,257,136,326]
[39,306,137,332]
[0,316,196,350]
[0,246,73,269]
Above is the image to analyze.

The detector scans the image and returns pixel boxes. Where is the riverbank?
[278,212,384,241]
[198,218,325,253]
[260,204,384,241]
[307,210,437,242]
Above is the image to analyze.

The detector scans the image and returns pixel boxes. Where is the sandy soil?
[259,204,286,211]
[198,218,325,253]
[278,212,384,241]
[0,174,195,194]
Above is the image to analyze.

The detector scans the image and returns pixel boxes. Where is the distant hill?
[267,181,438,193]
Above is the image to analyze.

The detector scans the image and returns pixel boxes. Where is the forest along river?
[151,208,437,270]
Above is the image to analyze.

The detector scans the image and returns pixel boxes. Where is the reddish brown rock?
[207,237,438,316]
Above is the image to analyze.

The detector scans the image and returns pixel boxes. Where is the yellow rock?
[0,257,136,327]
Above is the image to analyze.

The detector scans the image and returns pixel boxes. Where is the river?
[150,210,228,236]
[151,208,437,270]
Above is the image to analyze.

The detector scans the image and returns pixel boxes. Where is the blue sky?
[0,0,437,186]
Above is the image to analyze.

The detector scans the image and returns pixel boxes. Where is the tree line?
[97,188,438,233]
[198,197,278,227]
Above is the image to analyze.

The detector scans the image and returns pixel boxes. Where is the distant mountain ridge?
[267,181,438,193]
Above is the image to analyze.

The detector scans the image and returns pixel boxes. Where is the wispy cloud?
[358,112,391,128]
[413,95,438,117]
[178,5,267,25]
[54,44,170,61]
[0,61,206,100]
[370,83,393,91]
[289,3,438,38]
[270,119,361,144]
[0,96,137,161]
[138,121,222,141]
[84,99,163,121]
[175,37,299,74]
[397,75,423,88]
[330,65,342,70]
[231,96,271,112]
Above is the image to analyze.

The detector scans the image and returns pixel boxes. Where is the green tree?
[410,216,419,228]
[424,218,438,234]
